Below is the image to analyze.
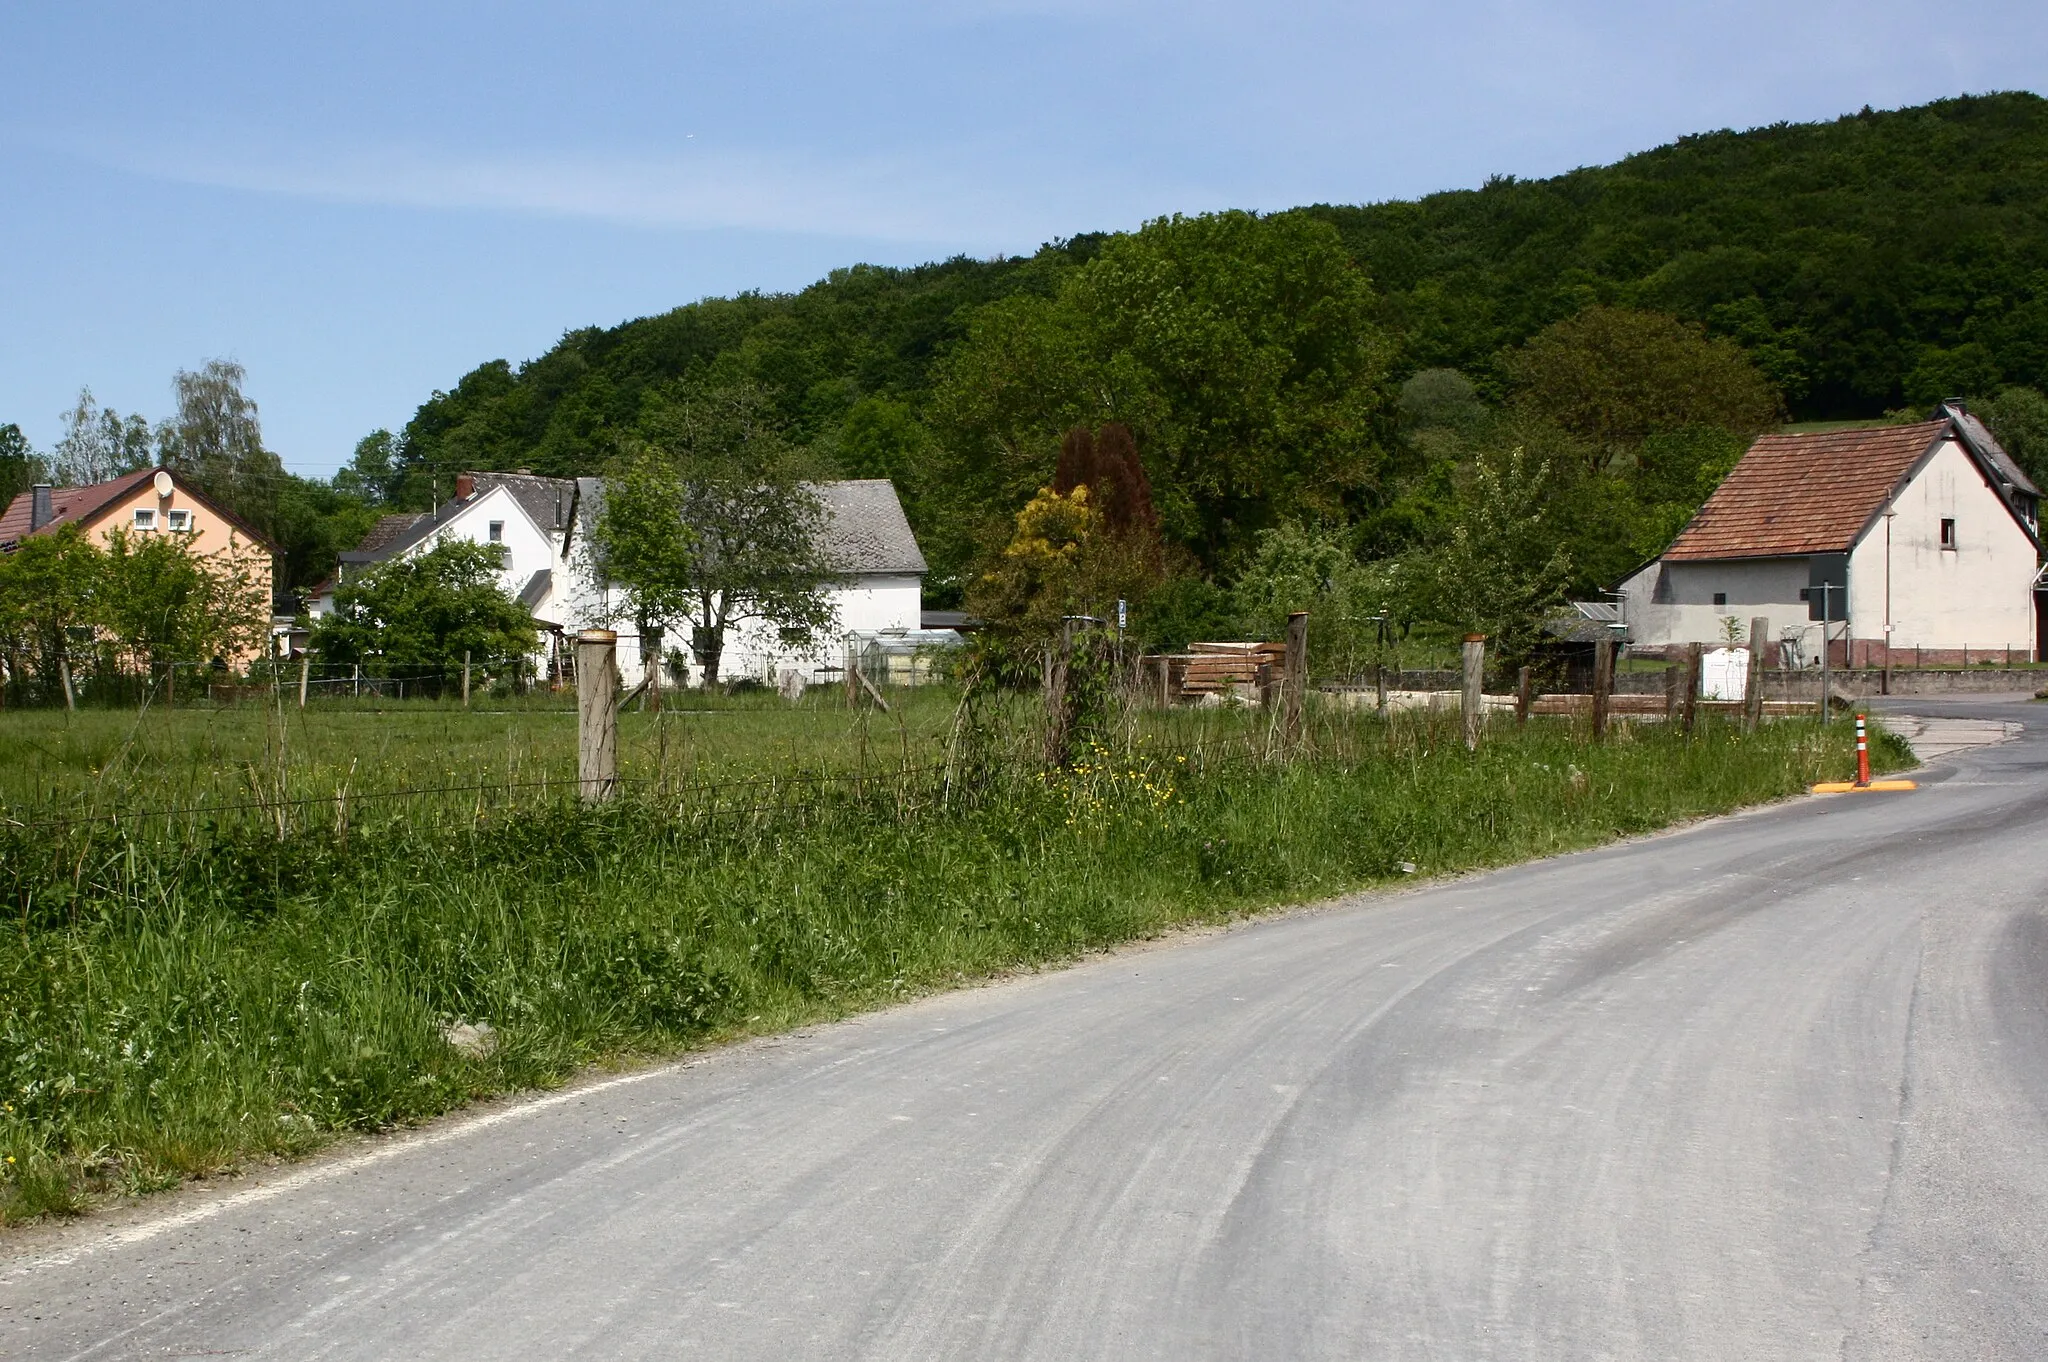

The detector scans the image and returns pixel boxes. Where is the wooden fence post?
[1682,641,1702,736]
[1591,640,1612,741]
[576,629,619,802]
[298,654,310,710]
[1516,665,1532,727]
[462,650,472,707]
[1461,634,1486,751]
[643,626,664,714]
[1745,617,1767,730]
[1283,611,1309,748]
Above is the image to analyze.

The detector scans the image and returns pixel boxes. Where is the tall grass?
[0,710,1899,1223]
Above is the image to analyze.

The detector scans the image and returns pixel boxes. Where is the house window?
[1798,588,1811,602]
[132,508,156,530]
[1940,518,1957,550]
[488,520,504,543]
[166,509,191,531]
[1712,592,1727,606]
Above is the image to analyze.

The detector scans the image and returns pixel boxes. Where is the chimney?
[456,473,475,500]
[30,484,52,531]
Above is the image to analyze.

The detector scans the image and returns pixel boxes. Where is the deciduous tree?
[1504,307,1781,474]
[309,540,536,677]
[594,378,839,684]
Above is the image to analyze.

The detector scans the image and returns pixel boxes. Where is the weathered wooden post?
[576,629,619,802]
[297,653,310,710]
[1591,639,1612,741]
[461,650,472,707]
[1682,641,1702,736]
[1283,611,1309,748]
[1744,617,1767,731]
[643,625,664,714]
[1461,634,1486,751]
[1515,664,1533,727]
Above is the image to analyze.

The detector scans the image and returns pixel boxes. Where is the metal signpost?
[1808,554,1849,723]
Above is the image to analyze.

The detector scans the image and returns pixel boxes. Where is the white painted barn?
[558,477,941,686]
[1617,404,2042,666]
[312,471,940,687]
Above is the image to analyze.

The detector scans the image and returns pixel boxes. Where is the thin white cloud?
[70,133,1201,248]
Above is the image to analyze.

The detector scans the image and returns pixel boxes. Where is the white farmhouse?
[558,476,940,687]
[305,471,579,657]
[1617,404,2041,666]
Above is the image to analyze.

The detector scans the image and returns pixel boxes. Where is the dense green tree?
[98,527,267,680]
[334,429,400,505]
[1395,443,1576,662]
[0,524,101,706]
[1975,387,2048,489]
[1504,307,1781,473]
[0,424,45,509]
[932,211,1388,565]
[309,539,536,676]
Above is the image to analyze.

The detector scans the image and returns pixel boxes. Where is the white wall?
[1847,438,2035,654]
[1619,556,1809,651]
[557,547,924,686]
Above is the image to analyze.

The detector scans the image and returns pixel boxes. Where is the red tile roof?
[0,467,280,553]
[1662,421,1949,561]
[0,468,161,546]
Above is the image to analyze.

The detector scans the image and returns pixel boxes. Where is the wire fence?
[0,711,1416,841]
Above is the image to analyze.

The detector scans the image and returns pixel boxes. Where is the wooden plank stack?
[1143,642,1287,699]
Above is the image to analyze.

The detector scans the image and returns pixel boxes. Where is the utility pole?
[1744,617,1767,731]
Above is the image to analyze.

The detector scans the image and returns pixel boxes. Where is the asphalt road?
[6,697,2047,1360]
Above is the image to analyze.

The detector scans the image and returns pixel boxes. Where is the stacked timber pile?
[1139,641,1286,701]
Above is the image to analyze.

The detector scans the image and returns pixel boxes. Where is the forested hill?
[1311,91,2048,416]
[382,91,2048,587]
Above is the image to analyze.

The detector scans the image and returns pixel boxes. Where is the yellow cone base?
[1810,780,1918,793]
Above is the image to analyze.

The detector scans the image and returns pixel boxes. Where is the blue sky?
[3,2,2042,476]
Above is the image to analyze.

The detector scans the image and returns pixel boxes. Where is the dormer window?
[166,508,191,531]
[132,508,156,530]
[488,520,504,543]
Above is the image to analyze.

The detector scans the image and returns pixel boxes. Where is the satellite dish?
[152,470,174,498]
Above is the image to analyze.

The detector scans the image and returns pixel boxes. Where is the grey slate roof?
[1945,403,2039,497]
[470,472,577,534]
[343,512,431,563]
[814,480,926,575]
[566,477,924,578]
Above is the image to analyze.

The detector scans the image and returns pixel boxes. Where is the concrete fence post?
[576,629,619,802]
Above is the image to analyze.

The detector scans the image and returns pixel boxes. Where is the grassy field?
[0,693,1905,1223]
